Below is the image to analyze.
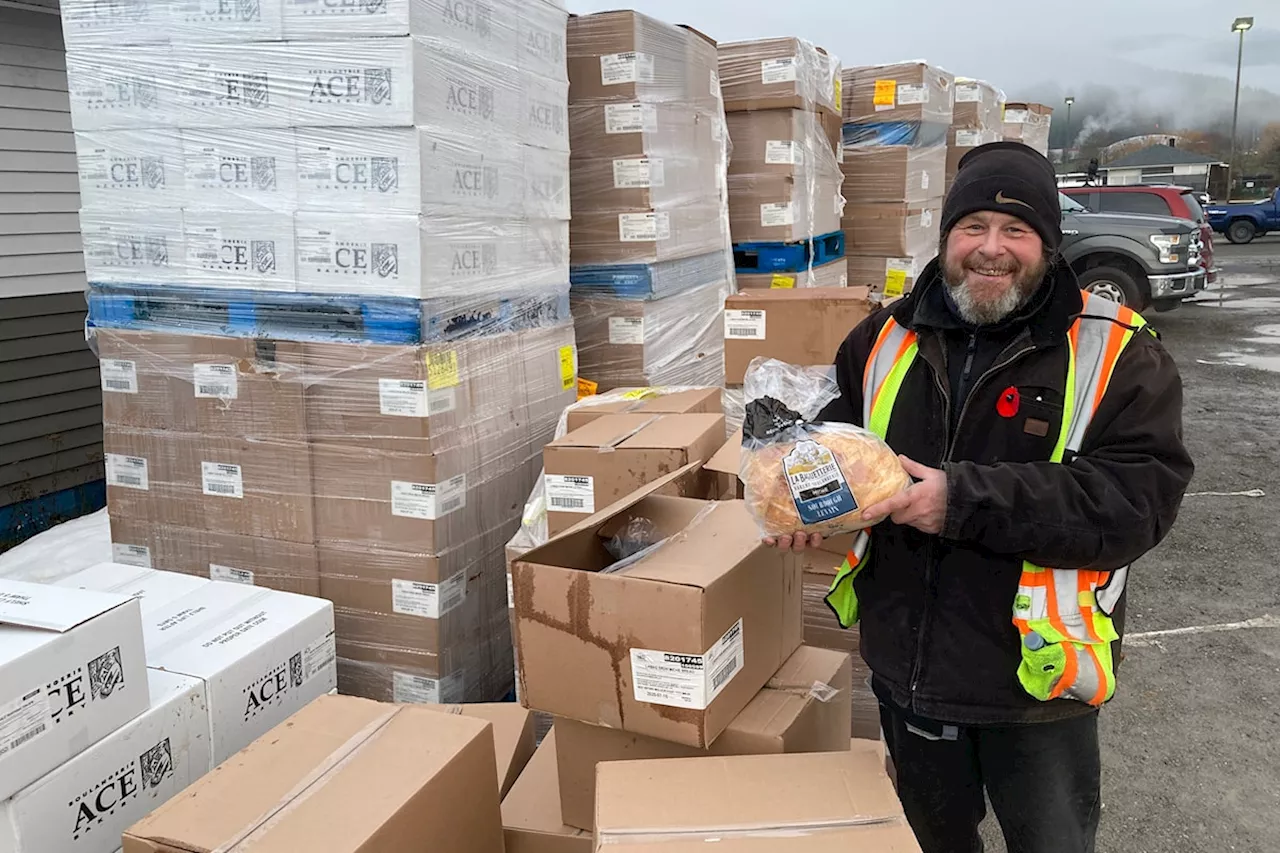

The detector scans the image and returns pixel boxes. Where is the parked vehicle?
[1058,193,1206,311]
[1062,184,1218,284]
[1205,188,1280,244]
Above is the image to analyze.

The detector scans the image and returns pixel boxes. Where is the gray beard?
[944,275,1035,326]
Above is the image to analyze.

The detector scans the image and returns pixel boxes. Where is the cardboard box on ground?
[501,730,592,853]
[722,287,876,385]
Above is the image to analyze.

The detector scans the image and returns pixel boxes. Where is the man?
[768,142,1193,852]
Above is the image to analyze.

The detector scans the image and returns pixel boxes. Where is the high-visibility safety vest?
[824,291,1150,707]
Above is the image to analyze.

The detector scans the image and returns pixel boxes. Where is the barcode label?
[608,316,645,345]
[101,359,138,394]
[711,656,739,691]
[379,378,428,417]
[391,474,467,520]
[898,84,929,105]
[604,102,658,134]
[391,573,465,619]
[0,689,50,759]
[612,157,665,189]
[10,723,45,750]
[112,542,152,567]
[544,474,594,514]
[193,363,238,399]
[304,632,336,681]
[724,309,766,340]
[392,670,465,705]
[764,140,798,165]
[619,211,670,242]
[106,453,150,491]
[600,51,655,85]
[630,619,744,710]
[210,564,254,585]
[201,461,244,499]
[761,57,798,85]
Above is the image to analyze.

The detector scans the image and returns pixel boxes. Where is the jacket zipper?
[907,336,1039,709]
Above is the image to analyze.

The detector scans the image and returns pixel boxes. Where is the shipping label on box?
[283,0,409,38]
[295,213,420,295]
[289,39,414,127]
[181,128,297,211]
[75,129,185,207]
[142,583,336,765]
[392,669,467,705]
[80,210,184,286]
[295,127,420,213]
[0,670,210,853]
[176,45,291,128]
[67,48,174,130]
[183,212,296,290]
[0,580,149,802]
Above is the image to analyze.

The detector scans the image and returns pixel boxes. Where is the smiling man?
[770,142,1194,853]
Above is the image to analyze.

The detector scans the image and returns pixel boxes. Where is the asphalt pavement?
[977,238,1280,851]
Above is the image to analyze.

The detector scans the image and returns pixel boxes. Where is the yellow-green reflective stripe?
[1049,334,1077,465]
[868,341,918,440]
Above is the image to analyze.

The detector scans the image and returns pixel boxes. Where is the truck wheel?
[1078,266,1143,309]
[1227,219,1257,244]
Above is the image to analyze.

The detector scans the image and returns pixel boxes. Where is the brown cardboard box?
[704,432,743,499]
[542,412,726,536]
[567,11,720,107]
[946,127,1003,191]
[511,468,804,748]
[593,748,915,851]
[502,731,592,853]
[97,328,198,432]
[555,644,852,830]
[736,257,847,290]
[727,172,844,244]
[725,108,840,176]
[569,201,729,266]
[846,253,930,299]
[722,287,874,384]
[843,200,942,258]
[718,38,840,118]
[843,61,954,126]
[1002,102,1053,156]
[425,702,535,798]
[953,78,1004,130]
[841,143,947,205]
[565,387,723,433]
[122,695,505,853]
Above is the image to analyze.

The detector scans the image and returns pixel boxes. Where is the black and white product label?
[600,52,655,85]
[193,363,238,399]
[112,542,152,568]
[760,201,795,228]
[921,170,931,191]
[618,211,671,242]
[921,209,934,229]
[543,474,595,514]
[210,564,254,585]
[608,316,645,345]
[377,379,456,418]
[955,84,982,103]
[604,102,658,134]
[506,571,514,609]
[612,157,665,189]
[760,57,798,85]
[201,461,244,498]
[303,633,336,681]
[1004,108,1029,124]
[101,359,139,394]
[391,572,466,620]
[0,688,51,759]
[898,84,929,105]
[106,453,150,491]
[390,475,467,520]
[886,257,914,275]
[764,140,798,165]
[724,309,766,340]
[629,619,744,710]
[392,670,463,704]
[955,129,982,148]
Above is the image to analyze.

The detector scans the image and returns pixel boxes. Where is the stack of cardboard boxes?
[1003,102,1055,156]
[841,62,954,299]
[717,38,847,288]
[565,11,734,392]
[69,0,580,704]
[0,567,337,853]
[946,78,1005,195]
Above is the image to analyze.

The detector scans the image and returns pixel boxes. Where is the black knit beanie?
[941,142,1063,253]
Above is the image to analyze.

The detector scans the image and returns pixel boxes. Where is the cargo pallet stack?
[841,62,954,300]
[64,0,576,705]
[1002,101,1055,157]
[945,78,1006,196]
[564,11,734,394]
[717,38,846,290]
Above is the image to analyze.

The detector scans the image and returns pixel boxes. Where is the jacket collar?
[890,256,1084,348]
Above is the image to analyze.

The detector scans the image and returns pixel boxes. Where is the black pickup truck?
[1058,193,1206,311]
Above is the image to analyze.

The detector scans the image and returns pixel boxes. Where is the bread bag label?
[782,439,859,524]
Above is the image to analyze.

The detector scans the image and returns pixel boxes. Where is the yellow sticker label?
[425,350,459,390]
[558,345,576,391]
[621,388,659,400]
[771,274,796,289]
[884,269,907,297]
[833,77,842,108]
[577,377,598,400]
[873,79,896,107]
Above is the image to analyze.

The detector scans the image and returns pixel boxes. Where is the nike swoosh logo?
[995,191,1034,210]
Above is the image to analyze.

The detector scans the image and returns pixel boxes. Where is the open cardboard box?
[511,465,803,749]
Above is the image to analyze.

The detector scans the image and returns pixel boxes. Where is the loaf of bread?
[742,425,911,538]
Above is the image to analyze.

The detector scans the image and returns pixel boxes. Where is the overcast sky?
[567,1,1280,100]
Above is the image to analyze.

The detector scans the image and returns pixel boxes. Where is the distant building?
[1100,144,1226,192]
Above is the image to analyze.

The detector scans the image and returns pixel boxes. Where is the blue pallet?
[733,231,845,274]
[87,283,570,345]
[842,120,950,149]
[1,479,106,551]
[570,251,731,300]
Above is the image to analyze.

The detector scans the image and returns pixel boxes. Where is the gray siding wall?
[0,8,103,510]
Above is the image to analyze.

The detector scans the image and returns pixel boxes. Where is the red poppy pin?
[997,386,1020,418]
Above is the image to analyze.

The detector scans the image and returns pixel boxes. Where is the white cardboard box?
[412,39,525,139]
[285,39,415,128]
[66,47,177,131]
[181,128,298,212]
[282,0,410,40]
[79,209,186,287]
[74,129,186,209]
[174,44,294,129]
[294,212,421,297]
[419,216,568,298]
[59,0,170,49]
[182,211,297,291]
[0,580,149,802]
[141,582,336,765]
[294,127,422,214]
[0,669,210,853]
[416,130,529,217]
[53,564,210,617]
[167,0,285,43]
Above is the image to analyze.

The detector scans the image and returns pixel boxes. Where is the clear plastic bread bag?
[739,357,912,538]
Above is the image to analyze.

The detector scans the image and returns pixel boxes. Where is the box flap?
[635,388,722,416]
[501,730,591,844]
[596,751,902,841]
[705,433,742,476]
[0,578,132,632]
[436,702,535,797]
[622,414,725,451]
[620,501,764,587]
[551,413,658,449]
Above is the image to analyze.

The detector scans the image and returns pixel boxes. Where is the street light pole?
[1228,17,1254,201]
[1064,96,1075,169]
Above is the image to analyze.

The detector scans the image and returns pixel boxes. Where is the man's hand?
[763,531,825,553]
[859,456,947,535]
